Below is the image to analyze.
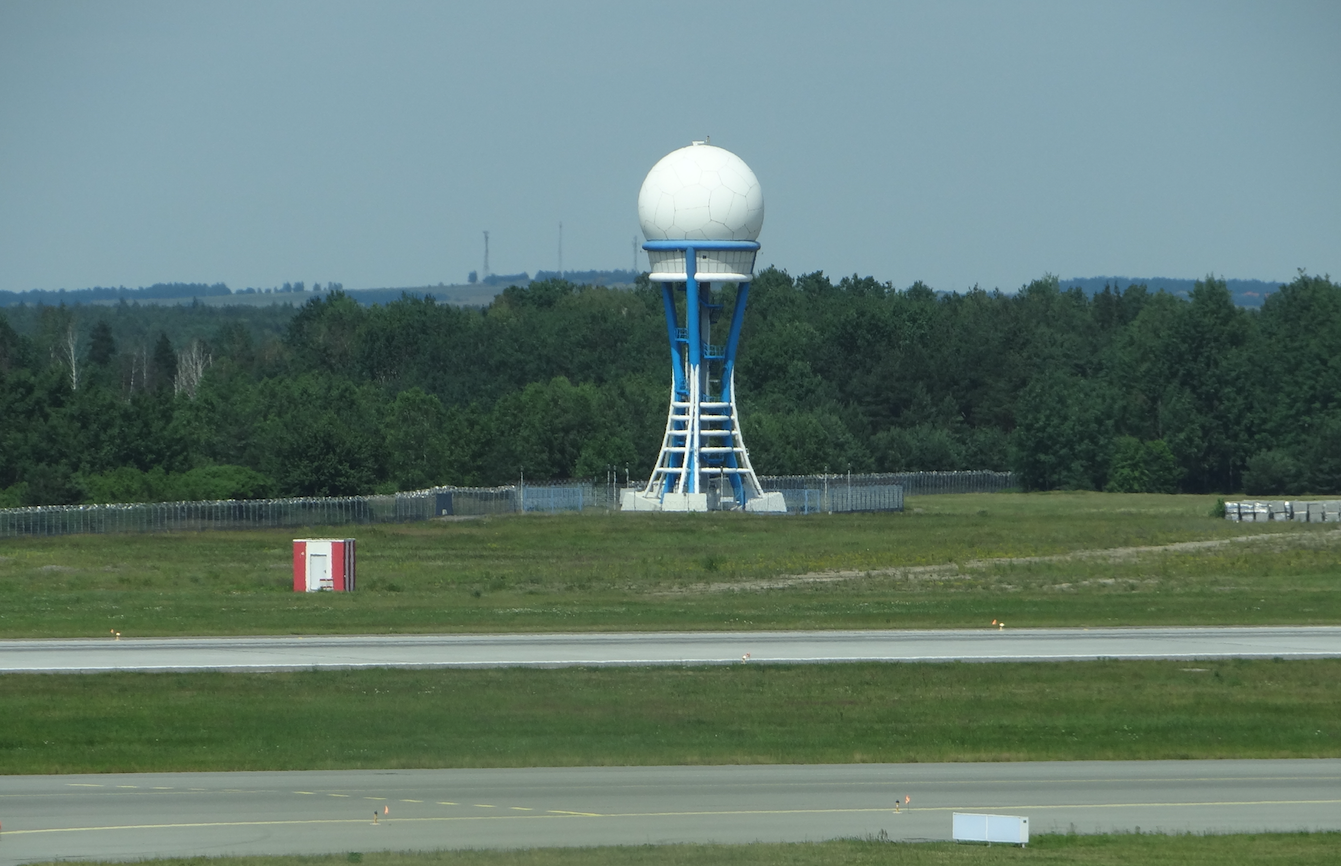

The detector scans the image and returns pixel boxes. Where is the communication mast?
[483,230,490,279]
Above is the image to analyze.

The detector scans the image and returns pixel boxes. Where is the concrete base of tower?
[620,490,655,511]
[661,493,710,512]
[744,491,788,513]
[620,490,709,512]
[620,489,786,514]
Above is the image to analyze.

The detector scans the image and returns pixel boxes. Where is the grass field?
[24,833,1341,865]
[6,495,1338,860]
[5,658,1338,774]
[1,493,1337,637]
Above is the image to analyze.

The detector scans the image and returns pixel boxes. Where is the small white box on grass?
[953,812,1029,846]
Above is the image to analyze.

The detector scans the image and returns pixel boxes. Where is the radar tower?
[621,142,785,513]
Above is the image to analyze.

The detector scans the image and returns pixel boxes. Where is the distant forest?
[1,270,1338,506]
[0,273,1283,308]
[1061,276,1283,308]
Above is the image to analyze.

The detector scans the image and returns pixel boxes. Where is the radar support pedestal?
[621,240,786,513]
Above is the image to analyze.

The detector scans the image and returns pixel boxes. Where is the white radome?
[638,143,764,241]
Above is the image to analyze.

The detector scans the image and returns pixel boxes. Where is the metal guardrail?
[0,471,1016,538]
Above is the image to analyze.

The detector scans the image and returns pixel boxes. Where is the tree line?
[0,282,232,307]
[1,270,1337,506]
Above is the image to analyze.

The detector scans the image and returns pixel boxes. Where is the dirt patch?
[670,528,1341,595]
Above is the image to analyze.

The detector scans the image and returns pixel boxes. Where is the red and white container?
[293,538,356,592]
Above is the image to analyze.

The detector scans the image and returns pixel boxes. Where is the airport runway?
[1,761,1337,864]
[2,626,1340,673]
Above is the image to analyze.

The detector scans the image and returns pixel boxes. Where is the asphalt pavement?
[5,628,1339,862]
[1,761,1337,864]
[3,626,1341,673]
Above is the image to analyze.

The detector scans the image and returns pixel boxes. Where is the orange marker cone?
[384,806,389,814]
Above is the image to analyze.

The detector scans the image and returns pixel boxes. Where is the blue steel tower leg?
[720,280,751,507]
[628,239,783,513]
[682,246,701,494]
[659,281,687,496]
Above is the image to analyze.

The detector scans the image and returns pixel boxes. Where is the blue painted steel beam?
[721,280,751,507]
[684,248,701,367]
[660,280,688,498]
[722,281,750,394]
[683,248,700,492]
[660,283,686,398]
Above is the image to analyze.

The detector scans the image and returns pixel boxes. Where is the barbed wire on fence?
[0,471,1016,538]
[760,470,1015,496]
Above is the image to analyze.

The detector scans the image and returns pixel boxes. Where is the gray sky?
[2,0,1338,294]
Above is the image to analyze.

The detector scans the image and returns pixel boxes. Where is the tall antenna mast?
[632,236,639,273]
[558,222,563,279]
[483,230,490,278]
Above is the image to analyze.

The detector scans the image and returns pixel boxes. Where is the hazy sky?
[2,1,1338,294]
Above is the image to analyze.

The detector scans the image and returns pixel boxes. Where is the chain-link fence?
[0,471,1016,538]
[880,470,1016,495]
[0,488,498,538]
[755,471,1014,514]
[758,475,901,514]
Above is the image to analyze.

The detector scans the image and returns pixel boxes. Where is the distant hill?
[0,282,232,308]
[1060,276,1282,308]
[0,272,641,310]
[479,272,531,286]
[531,269,639,286]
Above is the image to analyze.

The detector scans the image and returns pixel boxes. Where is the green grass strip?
[21,833,1341,865]
[2,493,1338,637]
[5,659,1339,774]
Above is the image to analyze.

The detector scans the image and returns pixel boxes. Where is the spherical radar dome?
[638,143,764,242]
